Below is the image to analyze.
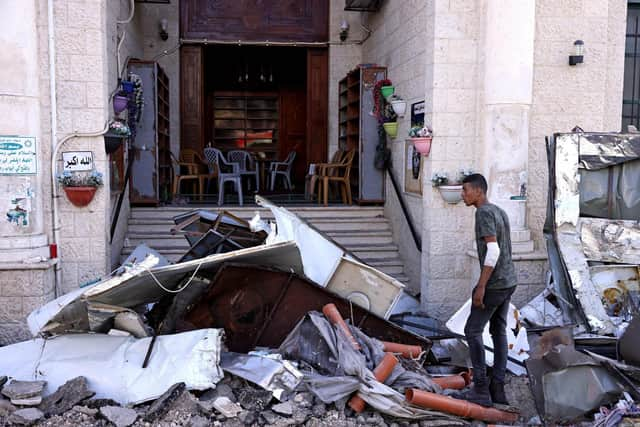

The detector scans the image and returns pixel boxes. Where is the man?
[458,173,517,407]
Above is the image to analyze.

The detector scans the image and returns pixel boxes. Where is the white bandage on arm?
[484,241,500,267]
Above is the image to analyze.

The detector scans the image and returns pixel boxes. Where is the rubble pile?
[1,182,640,426]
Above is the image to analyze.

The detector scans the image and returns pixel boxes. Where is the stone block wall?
[420,0,481,319]
[0,265,55,345]
[354,1,428,293]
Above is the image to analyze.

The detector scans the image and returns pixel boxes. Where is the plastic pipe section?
[405,389,518,423]
[381,341,423,358]
[348,352,398,413]
[322,303,361,350]
[432,372,472,390]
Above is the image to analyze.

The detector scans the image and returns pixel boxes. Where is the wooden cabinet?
[128,61,170,205]
[338,66,386,203]
[211,92,279,156]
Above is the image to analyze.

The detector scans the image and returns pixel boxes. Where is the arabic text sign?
[62,151,94,172]
[0,136,37,175]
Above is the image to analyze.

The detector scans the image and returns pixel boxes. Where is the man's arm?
[473,235,498,308]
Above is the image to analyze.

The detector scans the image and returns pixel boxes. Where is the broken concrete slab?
[189,414,211,427]
[272,400,294,416]
[0,376,7,388]
[7,408,44,425]
[200,383,236,403]
[1,380,46,404]
[212,396,242,418]
[0,399,16,417]
[38,376,94,416]
[237,388,273,412]
[71,405,98,417]
[144,382,186,422]
[100,406,138,427]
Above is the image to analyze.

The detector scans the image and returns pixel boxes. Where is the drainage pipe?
[322,303,361,351]
[431,372,472,390]
[381,341,423,358]
[348,352,398,413]
[405,389,518,423]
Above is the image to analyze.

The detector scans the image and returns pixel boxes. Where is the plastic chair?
[269,151,297,191]
[305,148,345,200]
[203,147,243,206]
[227,150,260,191]
[170,150,210,199]
[317,149,355,206]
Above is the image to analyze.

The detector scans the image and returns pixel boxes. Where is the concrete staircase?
[121,206,411,284]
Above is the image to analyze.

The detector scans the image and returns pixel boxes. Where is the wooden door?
[180,45,204,152]
[306,48,328,164]
[280,88,307,182]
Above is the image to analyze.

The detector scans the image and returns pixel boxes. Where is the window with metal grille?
[623,3,640,129]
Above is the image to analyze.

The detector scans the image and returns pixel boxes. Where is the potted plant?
[408,124,433,156]
[381,104,399,138]
[104,120,131,154]
[57,170,104,207]
[113,91,129,115]
[388,94,406,117]
[431,168,474,204]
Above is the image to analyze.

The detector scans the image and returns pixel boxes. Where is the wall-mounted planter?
[411,137,432,156]
[383,122,398,138]
[437,185,463,204]
[390,100,406,117]
[121,81,135,94]
[113,95,129,114]
[63,186,97,207]
[104,131,126,154]
[380,85,395,99]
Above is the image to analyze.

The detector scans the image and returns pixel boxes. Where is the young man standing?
[458,173,517,407]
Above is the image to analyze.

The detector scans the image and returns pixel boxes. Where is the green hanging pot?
[380,85,395,99]
[383,122,398,138]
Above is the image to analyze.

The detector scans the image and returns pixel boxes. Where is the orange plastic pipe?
[322,303,361,350]
[432,372,472,390]
[381,341,423,358]
[405,389,518,423]
[348,352,398,413]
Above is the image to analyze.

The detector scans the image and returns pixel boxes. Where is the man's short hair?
[462,173,488,194]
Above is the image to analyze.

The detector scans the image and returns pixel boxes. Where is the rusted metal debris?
[180,263,432,354]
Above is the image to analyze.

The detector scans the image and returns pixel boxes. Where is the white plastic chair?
[227,150,260,191]
[203,147,243,206]
[269,151,297,191]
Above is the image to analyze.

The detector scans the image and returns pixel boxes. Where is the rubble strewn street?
[1,192,640,426]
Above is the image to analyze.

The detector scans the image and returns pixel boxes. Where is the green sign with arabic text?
[0,136,37,175]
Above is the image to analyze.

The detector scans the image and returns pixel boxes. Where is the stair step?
[127,220,390,234]
[129,207,384,221]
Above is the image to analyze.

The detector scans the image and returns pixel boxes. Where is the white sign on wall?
[0,136,37,175]
[62,151,94,172]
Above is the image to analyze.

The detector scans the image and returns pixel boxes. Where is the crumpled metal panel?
[580,218,640,264]
[578,133,640,170]
[552,133,616,334]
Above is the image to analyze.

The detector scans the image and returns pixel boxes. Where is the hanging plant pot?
[411,136,432,156]
[113,95,129,114]
[104,131,126,154]
[383,122,398,138]
[390,100,406,117]
[437,185,463,204]
[380,85,395,99]
[121,80,135,94]
[63,186,97,207]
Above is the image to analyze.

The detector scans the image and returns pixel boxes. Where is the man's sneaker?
[453,383,493,407]
[489,380,509,405]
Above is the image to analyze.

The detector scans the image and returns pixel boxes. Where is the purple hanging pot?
[113,95,129,114]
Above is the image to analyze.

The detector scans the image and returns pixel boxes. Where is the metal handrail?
[386,164,422,251]
[110,148,133,243]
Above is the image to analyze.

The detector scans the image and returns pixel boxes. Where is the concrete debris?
[272,400,294,416]
[7,407,44,425]
[38,376,94,416]
[143,382,186,422]
[99,405,138,427]
[71,405,98,417]
[1,380,46,405]
[0,376,7,388]
[211,396,242,418]
[0,399,17,417]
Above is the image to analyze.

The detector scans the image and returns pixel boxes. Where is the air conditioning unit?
[344,0,383,12]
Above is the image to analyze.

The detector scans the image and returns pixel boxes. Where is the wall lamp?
[159,18,168,41]
[569,40,584,66]
[339,19,350,42]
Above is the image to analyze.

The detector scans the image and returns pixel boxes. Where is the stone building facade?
[0,0,628,344]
